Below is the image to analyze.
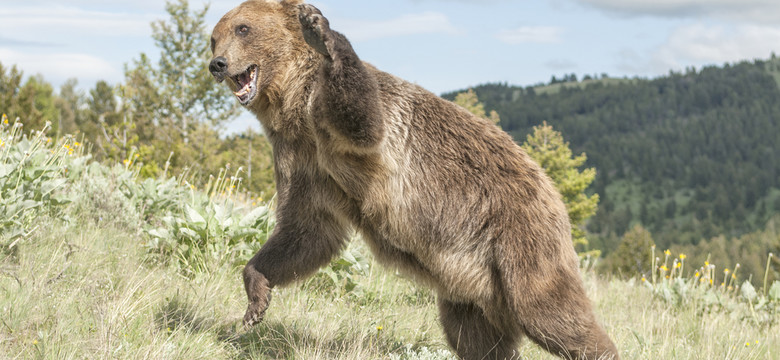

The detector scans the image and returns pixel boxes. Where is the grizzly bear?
[209,1,619,359]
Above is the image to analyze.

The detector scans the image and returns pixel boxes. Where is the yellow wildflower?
[2,113,7,124]
[664,249,671,256]
[675,262,682,268]
[0,138,4,147]
[134,153,139,158]
[724,268,730,274]
[74,141,81,147]
[745,342,750,347]
[705,261,709,266]
[679,254,686,260]
[660,265,669,272]
[732,273,736,279]
[33,339,38,345]
[695,271,700,277]
[376,325,383,331]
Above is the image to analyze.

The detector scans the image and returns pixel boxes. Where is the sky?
[2,0,780,133]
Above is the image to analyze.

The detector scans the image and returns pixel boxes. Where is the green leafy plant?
[0,117,83,249]
[142,167,274,273]
[641,247,780,327]
[313,242,371,296]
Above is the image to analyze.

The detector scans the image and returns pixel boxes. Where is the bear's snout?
[209,56,228,82]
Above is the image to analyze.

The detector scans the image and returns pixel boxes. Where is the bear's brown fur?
[210,1,619,359]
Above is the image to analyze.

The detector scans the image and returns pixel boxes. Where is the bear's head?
[210,0,309,108]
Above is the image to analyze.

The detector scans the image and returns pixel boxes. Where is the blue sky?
[2,0,779,132]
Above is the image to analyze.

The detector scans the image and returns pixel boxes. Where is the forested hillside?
[443,57,780,252]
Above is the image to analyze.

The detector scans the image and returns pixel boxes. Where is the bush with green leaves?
[0,117,84,250]
[641,248,780,327]
[307,241,371,296]
[144,196,274,272]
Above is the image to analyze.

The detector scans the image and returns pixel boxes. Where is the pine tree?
[521,121,600,254]
[453,89,500,126]
[600,224,655,276]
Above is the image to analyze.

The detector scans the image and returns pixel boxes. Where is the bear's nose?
[209,56,228,81]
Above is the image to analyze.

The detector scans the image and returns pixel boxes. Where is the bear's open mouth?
[233,64,259,105]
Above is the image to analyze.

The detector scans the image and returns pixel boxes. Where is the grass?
[2,217,778,359]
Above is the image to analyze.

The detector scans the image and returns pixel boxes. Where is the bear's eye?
[236,25,250,36]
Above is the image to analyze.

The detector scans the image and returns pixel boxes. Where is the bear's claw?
[298,4,331,57]
[243,291,272,328]
[243,303,266,328]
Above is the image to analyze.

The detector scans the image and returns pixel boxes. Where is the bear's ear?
[279,0,305,17]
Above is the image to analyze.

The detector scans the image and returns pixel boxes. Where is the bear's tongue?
[234,66,256,97]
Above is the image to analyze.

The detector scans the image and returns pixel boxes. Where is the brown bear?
[209,1,619,359]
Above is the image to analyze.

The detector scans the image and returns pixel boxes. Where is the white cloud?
[337,12,458,42]
[496,26,563,44]
[617,23,780,74]
[574,0,780,23]
[661,24,780,63]
[0,6,155,40]
[0,48,122,87]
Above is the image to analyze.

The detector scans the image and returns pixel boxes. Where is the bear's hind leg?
[508,273,619,359]
[438,299,519,360]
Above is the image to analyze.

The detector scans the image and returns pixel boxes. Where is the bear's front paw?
[298,4,331,57]
[243,291,272,328]
[243,302,267,328]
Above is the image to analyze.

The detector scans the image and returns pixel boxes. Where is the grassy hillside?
[2,116,779,359]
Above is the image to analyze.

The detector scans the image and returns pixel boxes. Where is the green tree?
[118,0,253,182]
[13,75,59,132]
[453,89,500,126]
[522,121,600,253]
[600,224,656,277]
[0,62,24,116]
[54,78,83,137]
[85,81,135,161]
[121,0,238,145]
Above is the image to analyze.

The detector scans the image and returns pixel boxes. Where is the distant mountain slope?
[443,57,780,251]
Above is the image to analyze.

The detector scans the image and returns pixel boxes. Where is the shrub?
[0,117,82,251]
